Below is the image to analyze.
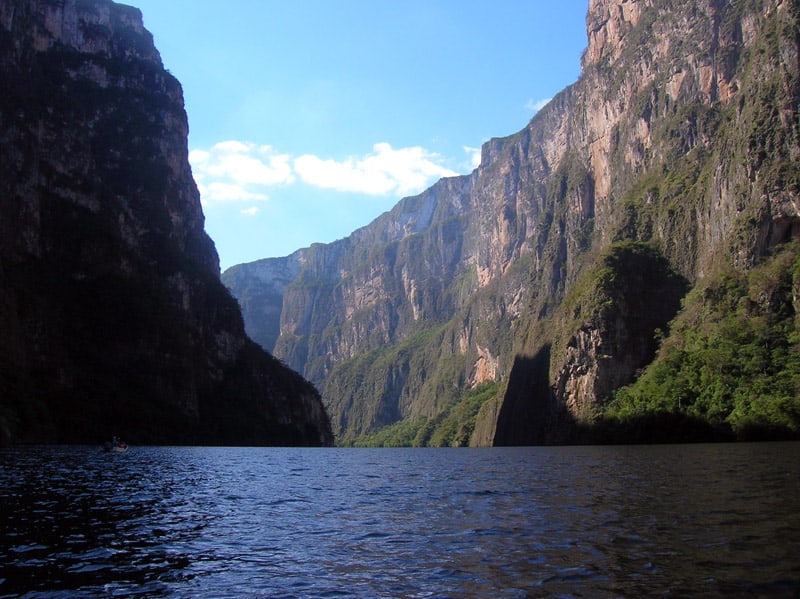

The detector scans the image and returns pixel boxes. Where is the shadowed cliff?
[0,0,332,446]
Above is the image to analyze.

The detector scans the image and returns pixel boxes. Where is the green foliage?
[605,243,800,439]
[348,381,500,447]
[427,381,500,447]
[323,323,454,443]
[349,417,430,448]
[558,241,687,343]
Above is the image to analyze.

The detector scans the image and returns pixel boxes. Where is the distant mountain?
[0,0,332,446]
[224,0,800,445]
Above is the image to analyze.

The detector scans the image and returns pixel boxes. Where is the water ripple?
[1,444,799,597]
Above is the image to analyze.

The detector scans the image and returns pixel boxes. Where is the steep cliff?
[0,0,332,446]
[225,0,800,445]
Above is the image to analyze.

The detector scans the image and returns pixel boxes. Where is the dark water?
[1,444,799,598]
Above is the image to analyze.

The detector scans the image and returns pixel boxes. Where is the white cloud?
[198,181,269,204]
[294,142,458,196]
[463,145,482,170]
[210,153,288,186]
[191,140,460,205]
[189,149,210,164]
[240,206,260,216]
[525,97,552,113]
[190,141,293,205]
[212,140,252,154]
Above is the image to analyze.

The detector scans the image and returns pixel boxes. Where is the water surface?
[2,443,799,597]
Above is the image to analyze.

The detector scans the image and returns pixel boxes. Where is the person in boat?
[103,436,127,451]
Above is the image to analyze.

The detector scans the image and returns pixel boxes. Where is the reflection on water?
[1,443,799,597]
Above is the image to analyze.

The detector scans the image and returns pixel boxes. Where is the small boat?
[103,437,128,453]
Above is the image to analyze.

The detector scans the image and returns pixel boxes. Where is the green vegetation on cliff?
[349,381,500,447]
[324,323,467,444]
[604,242,800,440]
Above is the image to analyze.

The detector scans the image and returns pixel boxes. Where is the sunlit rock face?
[0,0,332,446]
[225,0,799,445]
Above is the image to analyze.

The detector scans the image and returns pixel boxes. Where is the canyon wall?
[0,0,332,446]
[225,0,799,445]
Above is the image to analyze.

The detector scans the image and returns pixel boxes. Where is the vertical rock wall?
[0,0,332,446]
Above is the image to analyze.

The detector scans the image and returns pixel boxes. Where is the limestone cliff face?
[0,0,332,446]
[225,0,799,445]
[493,0,799,444]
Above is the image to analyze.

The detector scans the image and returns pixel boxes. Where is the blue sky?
[130,0,589,270]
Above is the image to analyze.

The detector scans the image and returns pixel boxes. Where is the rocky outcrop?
[495,242,688,444]
[0,0,332,446]
[225,0,799,445]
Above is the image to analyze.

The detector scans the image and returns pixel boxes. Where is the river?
[1,443,798,597]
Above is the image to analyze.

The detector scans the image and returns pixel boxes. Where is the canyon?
[225,0,800,445]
